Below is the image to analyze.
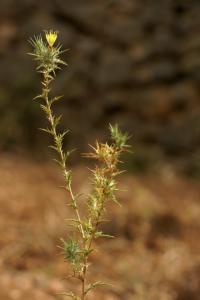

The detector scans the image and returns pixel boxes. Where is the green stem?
[42,70,85,239]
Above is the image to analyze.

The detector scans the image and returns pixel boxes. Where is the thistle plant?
[29,30,129,300]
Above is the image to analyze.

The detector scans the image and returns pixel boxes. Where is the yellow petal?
[45,30,58,47]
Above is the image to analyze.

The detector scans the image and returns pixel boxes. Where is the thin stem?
[81,173,113,299]
[42,70,85,239]
[68,183,85,239]
[42,70,87,299]
[81,274,86,300]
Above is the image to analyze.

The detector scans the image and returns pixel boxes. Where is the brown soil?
[0,154,200,300]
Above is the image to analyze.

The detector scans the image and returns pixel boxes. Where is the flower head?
[45,30,58,47]
[29,31,66,75]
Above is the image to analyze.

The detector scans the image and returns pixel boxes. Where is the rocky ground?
[0,153,200,300]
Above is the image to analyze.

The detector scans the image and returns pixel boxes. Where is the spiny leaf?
[54,114,62,127]
[39,127,53,135]
[94,231,114,239]
[33,94,44,101]
[49,95,63,105]
[53,158,63,167]
[49,145,60,154]
[60,130,69,140]
[64,218,82,228]
[85,281,111,295]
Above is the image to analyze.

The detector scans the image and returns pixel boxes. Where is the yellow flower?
[45,30,58,47]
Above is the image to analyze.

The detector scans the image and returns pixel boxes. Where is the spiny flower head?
[110,124,130,150]
[29,30,66,75]
[45,30,58,47]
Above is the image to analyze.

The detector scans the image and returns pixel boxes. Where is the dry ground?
[0,154,200,300]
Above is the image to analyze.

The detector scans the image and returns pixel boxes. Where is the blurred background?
[0,1,200,300]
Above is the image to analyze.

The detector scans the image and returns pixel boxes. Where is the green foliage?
[30,30,129,300]
[61,238,83,271]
